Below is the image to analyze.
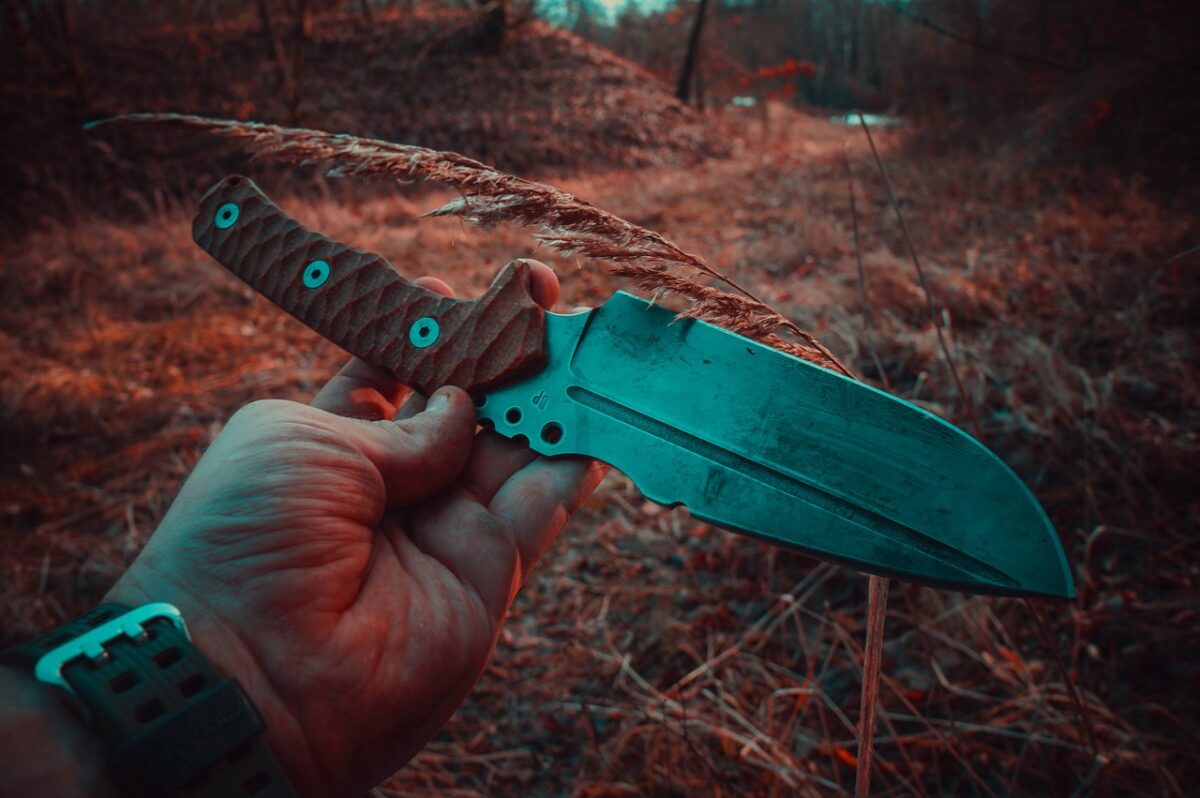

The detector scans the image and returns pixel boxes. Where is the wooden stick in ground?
[841,131,893,796]
[856,575,891,798]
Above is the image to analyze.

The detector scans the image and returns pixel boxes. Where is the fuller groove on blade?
[564,385,1017,588]
[477,292,1074,598]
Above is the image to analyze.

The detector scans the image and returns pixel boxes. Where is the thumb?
[344,386,476,507]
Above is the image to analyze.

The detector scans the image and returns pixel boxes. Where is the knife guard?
[193,175,547,396]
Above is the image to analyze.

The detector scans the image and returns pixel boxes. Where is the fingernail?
[427,391,449,412]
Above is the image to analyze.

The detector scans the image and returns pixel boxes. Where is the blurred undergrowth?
[1,3,1198,792]
[2,105,1195,794]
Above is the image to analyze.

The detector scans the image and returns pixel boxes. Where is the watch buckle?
[33,602,191,701]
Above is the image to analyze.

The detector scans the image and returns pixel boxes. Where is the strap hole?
[109,671,139,694]
[153,647,182,669]
[242,771,271,794]
[134,698,165,724]
[178,673,207,698]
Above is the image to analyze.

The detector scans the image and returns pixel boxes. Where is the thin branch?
[1167,243,1200,264]
[887,2,1075,72]
[842,141,889,390]
[855,112,985,441]
[1025,599,1100,760]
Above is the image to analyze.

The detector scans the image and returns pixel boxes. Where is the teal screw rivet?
[214,202,239,229]
[302,259,331,289]
[409,317,440,348]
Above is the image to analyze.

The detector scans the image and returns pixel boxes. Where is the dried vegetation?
[2,56,1198,798]
[1,6,720,231]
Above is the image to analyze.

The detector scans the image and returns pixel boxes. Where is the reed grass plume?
[95,113,850,373]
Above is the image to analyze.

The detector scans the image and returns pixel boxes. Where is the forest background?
[1,1,1197,795]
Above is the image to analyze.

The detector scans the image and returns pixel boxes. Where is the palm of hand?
[109,269,606,797]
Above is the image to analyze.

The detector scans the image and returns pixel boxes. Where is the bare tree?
[256,0,302,121]
[19,0,89,105]
[675,0,710,104]
[474,0,507,54]
[2,0,29,69]
[283,0,314,39]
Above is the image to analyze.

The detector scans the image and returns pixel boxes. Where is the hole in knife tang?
[505,407,522,425]
[540,422,563,444]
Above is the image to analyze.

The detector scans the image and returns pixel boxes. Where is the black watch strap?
[3,603,297,798]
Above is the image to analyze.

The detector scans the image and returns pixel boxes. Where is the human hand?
[106,261,607,797]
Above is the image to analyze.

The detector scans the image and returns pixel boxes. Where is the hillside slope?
[0,7,721,229]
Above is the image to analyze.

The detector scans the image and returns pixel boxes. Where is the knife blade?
[193,175,1075,599]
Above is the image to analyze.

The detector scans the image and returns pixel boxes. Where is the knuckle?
[230,398,292,425]
[228,400,338,448]
[226,399,298,439]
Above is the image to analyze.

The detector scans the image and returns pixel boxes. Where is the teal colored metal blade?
[478,291,1075,598]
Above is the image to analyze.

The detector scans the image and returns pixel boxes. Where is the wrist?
[104,578,325,797]
[0,664,121,798]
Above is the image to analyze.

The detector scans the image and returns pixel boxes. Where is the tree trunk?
[475,0,507,54]
[256,0,302,122]
[296,0,314,40]
[1038,0,1049,60]
[675,0,710,104]
[2,0,28,70]
[849,0,862,79]
[35,0,89,106]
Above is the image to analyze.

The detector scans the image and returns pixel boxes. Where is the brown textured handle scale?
[193,175,547,396]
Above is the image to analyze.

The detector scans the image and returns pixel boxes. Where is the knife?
[192,175,1075,599]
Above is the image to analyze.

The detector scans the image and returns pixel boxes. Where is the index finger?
[309,275,454,418]
[488,455,610,583]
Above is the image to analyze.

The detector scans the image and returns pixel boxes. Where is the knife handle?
[193,175,547,396]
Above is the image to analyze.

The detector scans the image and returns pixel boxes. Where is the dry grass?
[94,113,846,373]
[2,107,1197,796]
[1,7,721,233]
